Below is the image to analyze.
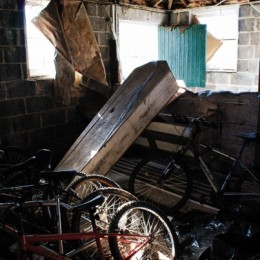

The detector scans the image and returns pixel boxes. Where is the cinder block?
[84,2,97,16]
[0,10,24,28]
[238,32,250,45]
[0,64,22,81]
[238,45,254,59]
[42,110,66,127]
[26,97,53,113]
[0,99,25,117]
[239,18,255,32]
[6,80,36,98]
[0,83,6,99]
[0,28,17,45]
[0,0,17,10]
[239,5,251,17]
[12,114,41,132]
[230,72,255,86]
[3,46,26,63]
[0,117,12,135]
[250,31,260,45]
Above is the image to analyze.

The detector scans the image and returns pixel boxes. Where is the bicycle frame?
[1,219,151,260]
[0,184,152,260]
[179,130,260,197]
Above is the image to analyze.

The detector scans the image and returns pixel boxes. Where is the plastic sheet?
[173,205,260,259]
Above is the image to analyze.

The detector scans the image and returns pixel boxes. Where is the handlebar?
[8,149,52,172]
[172,114,217,128]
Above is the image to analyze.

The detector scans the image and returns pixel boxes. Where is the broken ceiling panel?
[32,0,108,89]
[119,0,258,10]
[62,1,108,86]
[32,0,71,63]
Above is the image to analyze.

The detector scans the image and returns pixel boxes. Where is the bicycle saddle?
[38,170,78,182]
[235,132,260,142]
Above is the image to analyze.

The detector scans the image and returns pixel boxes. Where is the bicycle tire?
[108,200,180,260]
[71,187,138,259]
[62,174,121,230]
[1,146,29,165]
[235,170,260,212]
[65,173,121,195]
[128,154,193,214]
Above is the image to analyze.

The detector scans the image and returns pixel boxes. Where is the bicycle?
[128,113,260,214]
[0,145,29,165]
[0,148,53,187]
[0,148,131,232]
[0,170,180,259]
[61,173,125,230]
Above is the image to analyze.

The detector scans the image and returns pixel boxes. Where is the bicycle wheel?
[71,187,138,259]
[62,174,121,229]
[1,146,29,164]
[109,200,180,260]
[235,170,260,212]
[128,154,193,214]
[65,174,121,197]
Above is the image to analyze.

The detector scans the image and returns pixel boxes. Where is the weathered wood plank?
[55,61,180,174]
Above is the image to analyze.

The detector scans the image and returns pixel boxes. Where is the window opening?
[25,0,56,78]
[119,21,158,82]
[191,5,239,72]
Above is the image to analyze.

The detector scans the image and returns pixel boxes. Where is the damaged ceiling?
[120,0,257,10]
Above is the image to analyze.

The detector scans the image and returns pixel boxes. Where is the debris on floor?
[172,204,260,259]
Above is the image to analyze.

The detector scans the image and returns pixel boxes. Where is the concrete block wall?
[206,4,259,92]
[0,0,112,166]
[166,90,259,166]
[84,1,112,82]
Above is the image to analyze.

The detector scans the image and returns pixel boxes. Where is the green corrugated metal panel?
[158,24,206,87]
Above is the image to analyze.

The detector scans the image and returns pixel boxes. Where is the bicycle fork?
[157,159,175,184]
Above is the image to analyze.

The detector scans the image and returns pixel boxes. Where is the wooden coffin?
[56,61,180,174]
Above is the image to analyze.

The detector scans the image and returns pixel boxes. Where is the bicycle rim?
[71,187,138,259]
[128,155,192,214]
[109,201,180,260]
[235,172,260,212]
[62,174,120,230]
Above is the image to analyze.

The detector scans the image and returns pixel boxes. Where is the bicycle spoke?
[109,201,179,260]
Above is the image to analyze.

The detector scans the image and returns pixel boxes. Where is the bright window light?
[119,21,158,81]
[25,0,56,78]
[191,5,239,72]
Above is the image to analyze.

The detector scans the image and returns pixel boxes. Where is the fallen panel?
[55,61,180,174]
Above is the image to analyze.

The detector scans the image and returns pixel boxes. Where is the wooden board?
[55,61,180,174]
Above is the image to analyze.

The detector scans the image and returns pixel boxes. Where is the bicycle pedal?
[8,242,20,253]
